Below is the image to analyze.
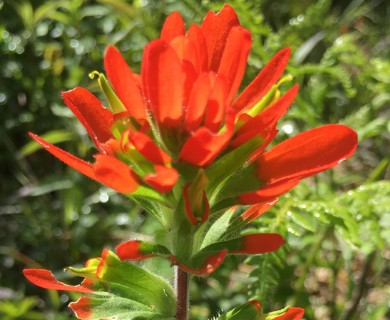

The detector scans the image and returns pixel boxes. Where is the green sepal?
[96,250,175,317]
[190,236,245,268]
[195,207,237,251]
[139,242,171,256]
[206,137,263,198]
[215,301,261,320]
[66,257,101,280]
[210,163,261,207]
[89,71,126,114]
[130,186,171,206]
[71,295,173,320]
[246,75,293,118]
[263,306,289,319]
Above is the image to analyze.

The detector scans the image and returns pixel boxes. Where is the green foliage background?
[1,0,389,319]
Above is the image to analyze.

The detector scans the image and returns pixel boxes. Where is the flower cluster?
[28,4,356,270]
[25,4,357,319]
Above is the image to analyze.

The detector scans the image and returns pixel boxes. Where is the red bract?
[28,4,357,274]
[30,5,357,205]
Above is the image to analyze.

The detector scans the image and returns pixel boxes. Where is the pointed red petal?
[232,85,299,147]
[274,308,305,320]
[230,234,285,254]
[29,133,96,180]
[258,124,358,184]
[201,4,240,71]
[239,180,299,204]
[69,297,93,320]
[116,240,154,261]
[160,11,185,42]
[179,109,235,166]
[142,39,184,127]
[93,155,139,194]
[144,165,178,193]
[204,74,228,132]
[128,131,171,165]
[62,87,113,150]
[186,24,208,73]
[241,198,278,221]
[23,269,92,293]
[104,46,146,121]
[185,73,212,132]
[218,26,252,104]
[169,250,227,275]
[232,48,291,112]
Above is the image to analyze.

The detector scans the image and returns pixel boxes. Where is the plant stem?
[339,252,375,320]
[175,266,189,320]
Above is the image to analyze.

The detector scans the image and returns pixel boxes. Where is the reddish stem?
[175,266,189,320]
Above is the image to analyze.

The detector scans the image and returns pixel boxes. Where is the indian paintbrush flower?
[27,4,357,272]
[24,4,357,319]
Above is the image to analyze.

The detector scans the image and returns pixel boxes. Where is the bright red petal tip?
[232,47,291,112]
[258,124,358,184]
[218,26,252,104]
[93,155,139,194]
[232,85,299,148]
[201,4,240,71]
[160,11,185,42]
[230,234,285,255]
[69,296,93,320]
[128,131,171,165]
[23,269,92,293]
[142,39,184,127]
[116,240,154,261]
[104,46,146,121]
[144,165,178,193]
[29,133,96,180]
[62,87,113,150]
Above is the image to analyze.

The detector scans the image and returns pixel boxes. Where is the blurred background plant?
[0,0,389,319]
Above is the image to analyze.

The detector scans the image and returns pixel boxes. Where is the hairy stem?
[175,266,189,320]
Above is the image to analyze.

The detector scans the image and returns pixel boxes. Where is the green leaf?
[215,301,261,320]
[206,137,262,193]
[197,207,236,250]
[210,164,261,206]
[97,250,175,317]
[72,295,171,320]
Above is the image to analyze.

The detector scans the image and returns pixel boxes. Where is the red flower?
[28,4,357,274]
[29,5,357,208]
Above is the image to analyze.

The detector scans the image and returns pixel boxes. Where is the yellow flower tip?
[88,70,100,79]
